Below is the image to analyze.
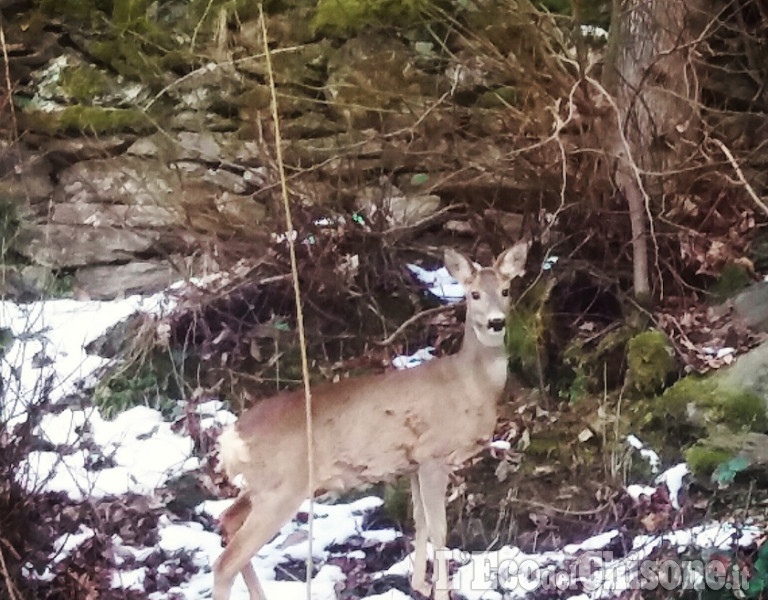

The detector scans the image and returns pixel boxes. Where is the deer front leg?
[410,473,431,597]
[418,464,451,600]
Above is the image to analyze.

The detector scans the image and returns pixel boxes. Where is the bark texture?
[604,0,705,301]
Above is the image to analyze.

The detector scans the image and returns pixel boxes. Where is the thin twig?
[258,8,315,600]
[711,137,768,216]
[0,21,18,136]
[376,305,456,346]
[0,546,21,600]
[509,498,610,516]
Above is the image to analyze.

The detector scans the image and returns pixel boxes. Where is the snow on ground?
[407,263,465,301]
[0,291,176,428]
[1,270,763,600]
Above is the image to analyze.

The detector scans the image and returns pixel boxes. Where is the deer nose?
[488,318,506,332]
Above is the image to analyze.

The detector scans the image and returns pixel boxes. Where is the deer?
[212,242,529,600]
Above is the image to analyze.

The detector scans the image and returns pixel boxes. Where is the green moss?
[657,375,766,433]
[113,0,149,28]
[94,351,183,418]
[476,86,520,109]
[382,477,410,525]
[160,49,201,73]
[87,39,165,83]
[506,308,541,374]
[710,262,751,302]
[312,0,429,36]
[506,278,553,384]
[22,106,152,135]
[46,271,76,298]
[38,0,102,22]
[685,444,732,477]
[59,66,111,103]
[562,325,633,397]
[525,435,562,459]
[626,330,675,395]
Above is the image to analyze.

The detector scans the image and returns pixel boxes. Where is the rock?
[44,136,131,162]
[286,131,375,166]
[75,261,178,300]
[213,193,267,228]
[0,168,54,204]
[0,265,54,300]
[0,146,55,204]
[167,110,236,132]
[650,358,768,444]
[51,202,180,228]
[325,34,433,127]
[203,169,249,194]
[732,282,768,331]
[55,156,178,206]
[13,223,160,268]
[484,209,524,238]
[166,62,243,112]
[127,133,262,166]
[685,432,768,478]
[26,54,150,111]
[719,339,768,412]
[357,183,441,227]
[50,155,256,225]
[444,220,474,235]
[282,113,345,139]
[238,40,332,87]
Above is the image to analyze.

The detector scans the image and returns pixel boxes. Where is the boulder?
[325,34,434,127]
[719,339,768,413]
[75,261,178,300]
[51,202,179,228]
[13,224,159,268]
[732,282,768,331]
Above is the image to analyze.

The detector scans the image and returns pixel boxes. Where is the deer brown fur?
[213,243,529,600]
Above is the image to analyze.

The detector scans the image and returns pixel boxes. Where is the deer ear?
[444,248,476,284]
[495,241,529,280]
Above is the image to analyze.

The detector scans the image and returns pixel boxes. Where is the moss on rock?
[664,376,765,431]
[562,325,633,398]
[59,65,112,103]
[710,262,752,302]
[21,106,153,135]
[626,330,675,396]
[312,0,428,36]
[87,38,165,83]
[640,373,767,444]
[685,444,732,477]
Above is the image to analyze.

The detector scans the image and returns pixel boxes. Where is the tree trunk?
[603,0,704,302]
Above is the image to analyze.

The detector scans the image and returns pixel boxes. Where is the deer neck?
[454,325,509,397]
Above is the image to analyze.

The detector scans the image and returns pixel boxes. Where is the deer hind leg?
[213,490,301,600]
[418,464,451,600]
[410,473,431,597]
[218,494,266,600]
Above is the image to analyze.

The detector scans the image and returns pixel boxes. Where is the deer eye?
[471,291,481,300]
[501,287,510,297]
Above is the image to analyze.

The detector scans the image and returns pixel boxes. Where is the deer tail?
[218,425,250,487]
